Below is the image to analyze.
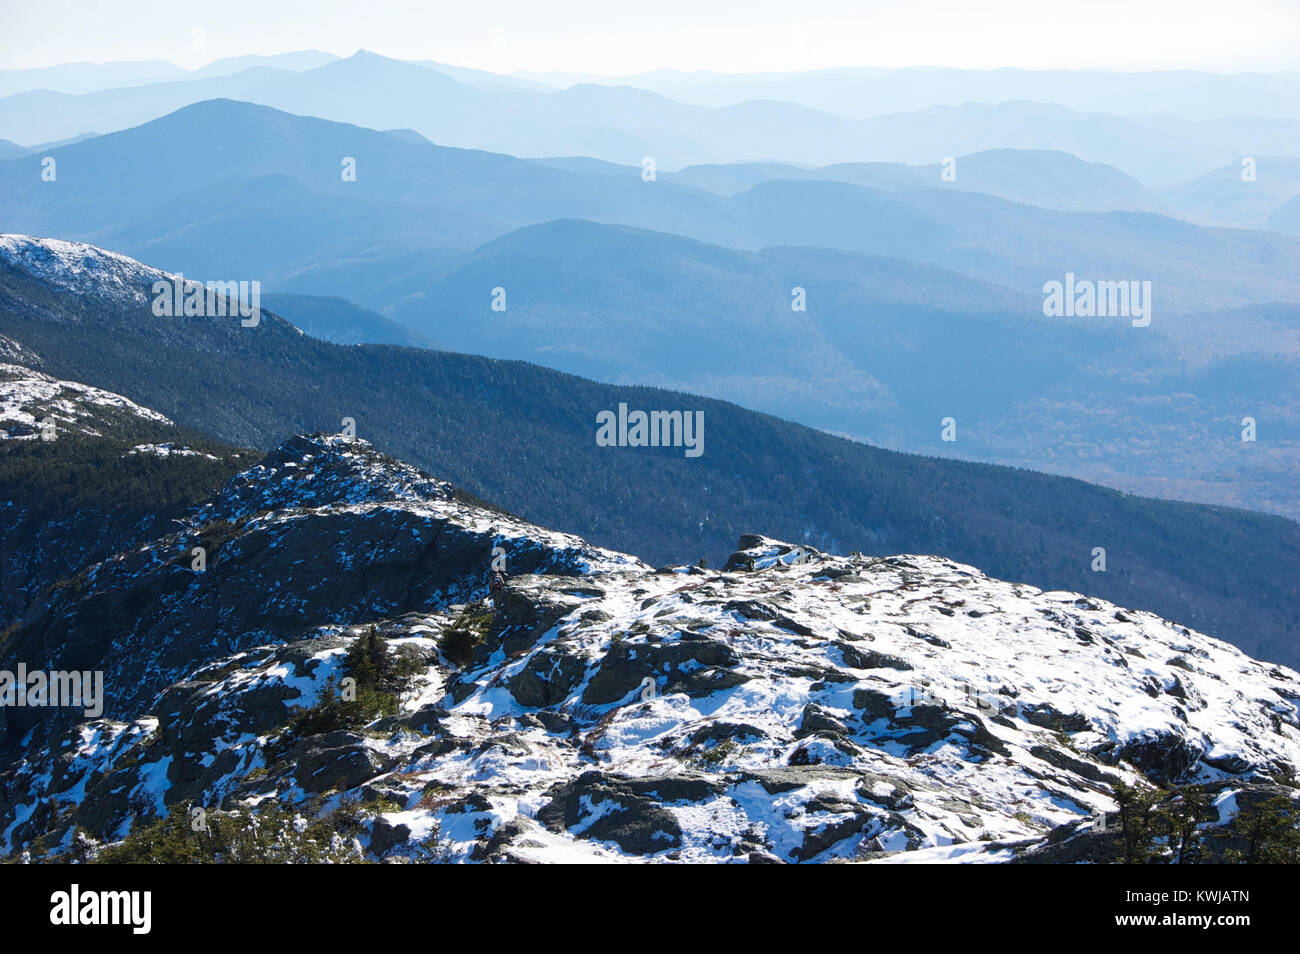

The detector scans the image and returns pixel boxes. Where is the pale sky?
[1,0,1297,75]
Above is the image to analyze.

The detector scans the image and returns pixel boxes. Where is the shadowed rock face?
[2,440,1299,864]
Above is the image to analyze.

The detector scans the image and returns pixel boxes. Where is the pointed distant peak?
[341,48,407,66]
[329,49,460,83]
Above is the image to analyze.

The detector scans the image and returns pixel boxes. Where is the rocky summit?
[1,430,1297,863]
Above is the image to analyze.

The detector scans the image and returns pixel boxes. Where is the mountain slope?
[1,236,1298,671]
[733,179,1300,312]
[1161,156,1300,228]
[668,149,1165,214]
[373,218,1300,523]
[260,293,434,347]
[1272,195,1300,234]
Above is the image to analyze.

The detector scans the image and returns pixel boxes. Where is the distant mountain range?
[519,64,1300,121]
[9,53,1300,120]
[1158,156,1300,231]
[0,50,338,98]
[3,52,1299,185]
[5,99,1299,312]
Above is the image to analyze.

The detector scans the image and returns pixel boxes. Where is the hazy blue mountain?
[267,247,474,315]
[0,67,298,145]
[23,131,99,153]
[0,51,337,101]
[507,68,616,87]
[0,99,748,275]
[664,160,821,194]
[732,179,1300,312]
[668,149,1164,213]
[408,58,556,91]
[901,149,1162,212]
[0,59,186,99]
[235,52,505,143]
[188,51,338,80]
[0,138,25,159]
[380,127,436,146]
[260,293,434,347]
[1271,195,1300,233]
[598,65,1300,121]
[5,100,1299,315]
[2,235,1298,670]
[531,156,639,176]
[4,52,1298,183]
[839,102,1300,185]
[383,217,1052,424]
[83,172,483,280]
[1160,156,1300,228]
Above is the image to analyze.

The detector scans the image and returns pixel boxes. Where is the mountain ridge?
[2,234,1298,672]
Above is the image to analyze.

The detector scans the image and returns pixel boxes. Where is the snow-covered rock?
[0,235,163,307]
[2,436,1296,863]
[0,361,172,438]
